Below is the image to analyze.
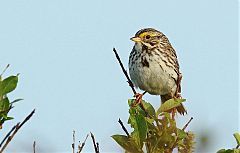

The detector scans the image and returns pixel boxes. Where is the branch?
[33,141,36,153]
[0,125,17,148]
[72,130,75,153]
[0,64,10,77]
[113,48,136,95]
[77,134,89,153]
[118,118,130,137]
[0,109,35,153]
[169,117,194,152]
[236,144,240,149]
[182,117,193,131]
[90,132,100,153]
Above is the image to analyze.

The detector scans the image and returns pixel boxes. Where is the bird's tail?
[161,94,187,115]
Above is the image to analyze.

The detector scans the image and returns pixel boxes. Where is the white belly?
[129,51,177,95]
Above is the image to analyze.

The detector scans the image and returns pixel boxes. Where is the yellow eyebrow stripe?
[139,32,156,38]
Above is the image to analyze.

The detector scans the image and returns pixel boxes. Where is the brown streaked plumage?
[129,28,186,114]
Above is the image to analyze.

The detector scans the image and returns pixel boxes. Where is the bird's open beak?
[130,37,141,42]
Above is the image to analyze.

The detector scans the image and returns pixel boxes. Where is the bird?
[128,28,186,115]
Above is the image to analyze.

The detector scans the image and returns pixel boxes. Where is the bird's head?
[131,28,164,48]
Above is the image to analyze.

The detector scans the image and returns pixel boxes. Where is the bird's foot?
[132,91,147,107]
[132,93,143,107]
[173,92,182,100]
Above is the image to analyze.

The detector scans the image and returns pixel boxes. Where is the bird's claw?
[132,93,143,107]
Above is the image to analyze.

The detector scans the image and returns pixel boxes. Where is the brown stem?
[169,117,193,152]
[236,144,240,149]
[0,109,35,153]
[72,130,75,153]
[0,125,17,148]
[0,64,10,77]
[90,132,100,153]
[33,141,36,153]
[113,48,136,95]
[78,134,89,153]
[118,118,130,137]
[182,117,193,131]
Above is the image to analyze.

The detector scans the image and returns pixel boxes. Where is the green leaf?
[234,149,240,153]
[128,99,135,107]
[128,99,147,119]
[131,113,147,148]
[157,98,186,114]
[146,121,158,133]
[0,97,10,112]
[217,149,236,153]
[141,100,156,118]
[1,116,14,122]
[11,98,23,104]
[234,133,240,145]
[128,99,155,119]
[177,129,187,139]
[177,140,186,148]
[112,135,143,153]
[0,75,18,96]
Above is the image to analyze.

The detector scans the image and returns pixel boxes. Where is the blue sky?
[0,0,238,152]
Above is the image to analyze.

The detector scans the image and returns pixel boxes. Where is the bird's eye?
[145,35,151,39]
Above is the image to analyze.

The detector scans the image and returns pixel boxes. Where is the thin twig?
[96,143,99,151]
[0,125,17,148]
[113,48,150,119]
[72,130,75,153]
[182,117,193,131]
[113,48,136,95]
[33,141,36,153]
[90,132,100,153]
[169,117,194,152]
[78,134,89,153]
[0,109,35,153]
[236,144,240,149]
[118,118,130,137]
[0,64,10,77]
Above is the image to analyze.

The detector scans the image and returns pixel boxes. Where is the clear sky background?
[0,0,238,153]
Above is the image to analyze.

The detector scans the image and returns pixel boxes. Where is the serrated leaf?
[0,75,18,96]
[234,133,240,145]
[157,98,186,114]
[112,135,143,153]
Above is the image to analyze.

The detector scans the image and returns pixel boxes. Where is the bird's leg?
[171,73,184,118]
[171,108,177,120]
[174,73,182,98]
[132,91,147,107]
[170,93,178,120]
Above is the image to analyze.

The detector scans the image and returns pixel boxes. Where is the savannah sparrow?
[128,28,186,114]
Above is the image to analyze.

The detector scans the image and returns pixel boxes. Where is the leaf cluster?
[112,99,194,153]
[0,74,20,128]
[217,133,240,153]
